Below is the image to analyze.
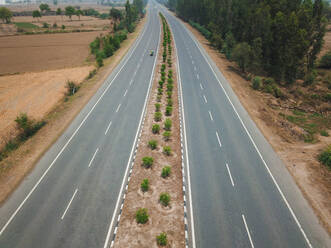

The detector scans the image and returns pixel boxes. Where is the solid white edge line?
[61,189,78,220]
[208,110,213,121]
[88,148,99,168]
[115,104,121,113]
[103,9,161,248]
[166,13,197,248]
[242,214,255,248]
[105,121,112,135]
[0,9,150,237]
[226,163,234,187]
[179,15,313,248]
[216,131,222,148]
[203,95,207,103]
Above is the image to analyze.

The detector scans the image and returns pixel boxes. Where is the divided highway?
[159,3,331,248]
[0,3,160,248]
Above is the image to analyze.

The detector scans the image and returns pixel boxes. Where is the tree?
[32,10,42,22]
[232,42,251,73]
[39,3,50,13]
[0,7,12,24]
[110,7,122,21]
[76,9,83,21]
[65,6,76,21]
[56,8,63,20]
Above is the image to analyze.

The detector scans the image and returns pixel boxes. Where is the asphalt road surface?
[0,3,160,248]
[158,3,331,248]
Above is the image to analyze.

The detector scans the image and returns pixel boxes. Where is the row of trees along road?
[165,0,329,84]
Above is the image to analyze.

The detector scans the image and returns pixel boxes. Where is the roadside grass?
[14,22,39,29]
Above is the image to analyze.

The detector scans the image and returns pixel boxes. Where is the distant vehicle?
[149,50,154,56]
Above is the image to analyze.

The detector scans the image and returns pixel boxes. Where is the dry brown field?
[0,31,104,74]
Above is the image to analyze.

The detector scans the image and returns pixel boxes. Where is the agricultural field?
[0,31,104,74]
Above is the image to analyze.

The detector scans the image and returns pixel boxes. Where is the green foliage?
[158,88,163,95]
[42,22,49,28]
[167,83,173,92]
[87,69,97,79]
[14,22,38,29]
[161,166,171,178]
[65,6,76,20]
[167,98,173,107]
[167,91,172,99]
[65,81,79,96]
[159,80,164,88]
[96,56,104,67]
[152,124,160,134]
[148,140,157,150]
[319,51,331,69]
[141,178,149,192]
[232,42,251,72]
[156,232,168,246]
[318,145,331,168]
[136,208,149,224]
[15,113,45,140]
[163,131,171,141]
[189,20,211,39]
[320,130,329,137]
[32,10,42,19]
[39,3,50,12]
[157,95,162,102]
[61,25,65,30]
[0,7,13,23]
[159,193,170,206]
[142,157,153,168]
[164,118,172,131]
[155,103,161,112]
[165,106,172,116]
[163,146,171,156]
[154,112,162,122]
[252,76,262,90]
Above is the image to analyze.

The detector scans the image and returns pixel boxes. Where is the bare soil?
[0,16,146,205]
[184,22,331,234]
[320,24,331,57]
[114,19,185,247]
[0,31,104,74]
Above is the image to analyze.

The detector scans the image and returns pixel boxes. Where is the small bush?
[159,193,171,206]
[163,131,171,141]
[148,140,157,149]
[157,95,162,102]
[161,71,166,77]
[156,232,168,246]
[318,145,331,168]
[15,113,46,140]
[42,22,49,28]
[273,86,283,98]
[141,178,149,192]
[303,73,316,86]
[319,51,331,69]
[155,103,161,112]
[136,208,149,224]
[96,56,104,67]
[164,118,172,131]
[152,124,160,134]
[52,23,57,28]
[167,78,173,84]
[165,106,172,116]
[167,91,172,99]
[66,81,79,96]
[159,80,164,88]
[264,77,275,85]
[161,166,171,178]
[158,88,163,95]
[142,157,153,168]
[61,24,65,29]
[320,130,329,137]
[167,84,173,92]
[87,69,97,79]
[167,98,173,106]
[252,76,261,90]
[155,112,162,122]
[161,64,166,72]
[163,146,171,156]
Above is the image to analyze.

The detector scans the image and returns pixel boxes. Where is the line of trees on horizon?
[165,0,329,84]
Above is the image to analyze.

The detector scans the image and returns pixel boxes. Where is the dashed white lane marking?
[208,111,214,121]
[123,89,128,97]
[242,214,255,248]
[116,104,121,113]
[226,163,234,187]
[216,131,222,147]
[192,60,194,64]
[203,95,207,103]
[105,121,112,135]
[129,79,133,85]
[61,189,78,220]
[200,83,204,90]
[197,74,199,79]
[88,148,99,168]
[194,66,197,71]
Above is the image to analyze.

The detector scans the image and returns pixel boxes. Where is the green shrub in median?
[152,124,160,134]
[164,118,172,130]
[148,140,157,150]
[163,146,171,156]
[136,208,149,224]
[158,88,163,95]
[142,157,153,168]
[141,178,149,192]
[156,232,168,246]
[159,80,164,88]
[157,95,162,102]
[161,166,171,178]
[163,131,171,141]
[167,91,172,99]
[155,103,161,112]
[154,112,162,121]
[167,84,173,92]
[167,98,173,106]
[165,106,172,116]
[159,192,171,206]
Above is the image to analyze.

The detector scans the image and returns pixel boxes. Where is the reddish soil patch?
[114,18,185,247]
[320,25,331,57]
[183,22,331,234]
[0,31,103,74]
